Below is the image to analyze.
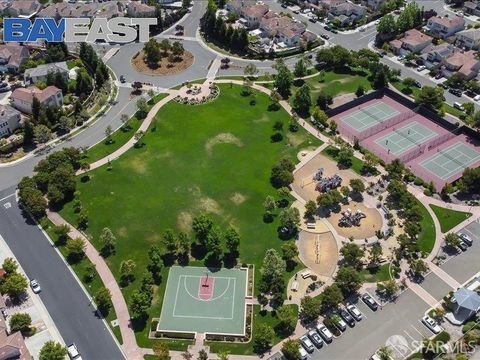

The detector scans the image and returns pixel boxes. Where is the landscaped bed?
[429,204,472,233]
[132,49,194,76]
[59,84,320,347]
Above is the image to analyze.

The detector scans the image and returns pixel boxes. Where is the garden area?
[58,84,320,346]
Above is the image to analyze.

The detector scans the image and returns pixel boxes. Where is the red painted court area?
[198,276,214,300]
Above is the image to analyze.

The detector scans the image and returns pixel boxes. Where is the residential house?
[226,0,257,14]
[127,1,155,17]
[463,1,480,17]
[5,0,40,17]
[315,0,347,11]
[239,4,269,29]
[456,28,480,50]
[0,45,29,73]
[11,86,63,114]
[24,61,69,84]
[422,44,455,68]
[361,0,387,11]
[329,2,367,24]
[37,1,122,19]
[452,288,480,322]
[389,29,433,55]
[0,105,21,138]
[426,16,465,39]
[443,50,480,79]
[260,14,315,47]
[0,302,32,360]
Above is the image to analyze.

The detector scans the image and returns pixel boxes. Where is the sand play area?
[298,230,338,277]
[328,201,383,239]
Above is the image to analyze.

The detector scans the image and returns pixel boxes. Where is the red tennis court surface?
[198,276,214,300]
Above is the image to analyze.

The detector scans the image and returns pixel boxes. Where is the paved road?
[0,187,124,360]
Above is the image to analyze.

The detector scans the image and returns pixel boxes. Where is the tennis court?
[158,266,247,335]
[374,121,438,156]
[419,142,480,180]
[341,101,400,131]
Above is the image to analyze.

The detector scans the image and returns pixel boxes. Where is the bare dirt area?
[328,201,383,239]
[132,50,194,76]
[298,230,338,277]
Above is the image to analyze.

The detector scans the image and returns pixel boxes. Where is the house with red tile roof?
[11,86,63,114]
[443,50,480,79]
[426,16,465,39]
[389,29,433,55]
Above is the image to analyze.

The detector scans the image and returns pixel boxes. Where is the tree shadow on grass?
[191,243,207,260]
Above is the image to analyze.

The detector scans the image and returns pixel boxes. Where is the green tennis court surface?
[420,142,480,180]
[158,266,247,335]
[374,121,438,156]
[341,101,400,131]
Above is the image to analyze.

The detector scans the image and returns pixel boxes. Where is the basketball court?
[374,121,438,156]
[340,101,400,131]
[158,266,247,335]
[419,142,480,180]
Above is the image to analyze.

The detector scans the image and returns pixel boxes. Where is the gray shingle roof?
[454,288,480,312]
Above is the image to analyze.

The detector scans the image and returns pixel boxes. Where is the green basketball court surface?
[158,266,248,335]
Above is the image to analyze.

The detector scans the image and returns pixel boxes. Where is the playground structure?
[339,208,366,227]
[315,174,343,192]
[300,168,324,188]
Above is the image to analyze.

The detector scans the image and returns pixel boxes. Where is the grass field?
[59,84,320,344]
[417,199,436,253]
[207,304,299,355]
[84,94,168,164]
[360,263,391,283]
[429,204,472,233]
[321,145,366,175]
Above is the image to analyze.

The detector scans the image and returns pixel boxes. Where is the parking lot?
[299,288,434,360]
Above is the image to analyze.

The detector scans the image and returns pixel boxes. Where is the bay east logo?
[3,17,157,43]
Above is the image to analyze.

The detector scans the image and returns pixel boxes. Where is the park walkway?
[46,210,144,360]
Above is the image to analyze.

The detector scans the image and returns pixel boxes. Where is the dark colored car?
[320,34,330,40]
[449,88,462,97]
[281,3,288,7]
[413,80,422,88]
[309,17,317,23]
[119,75,126,83]
[339,309,355,327]
[331,28,338,34]
[324,25,331,31]
[362,293,379,311]
[458,241,468,252]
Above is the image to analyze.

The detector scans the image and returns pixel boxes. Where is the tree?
[320,284,344,312]
[205,225,222,258]
[355,85,365,98]
[408,258,428,277]
[148,245,163,280]
[415,86,444,112]
[459,167,480,193]
[263,195,276,215]
[340,243,364,268]
[260,249,286,297]
[276,305,297,334]
[105,125,113,143]
[281,241,298,264]
[279,207,301,234]
[282,339,301,360]
[377,346,393,360]
[335,266,363,295]
[144,38,161,63]
[383,279,399,298]
[94,287,112,315]
[198,349,208,360]
[274,60,293,99]
[385,159,405,181]
[294,58,307,78]
[171,41,184,59]
[9,313,32,335]
[293,83,312,115]
[312,107,329,128]
[368,244,383,266]
[176,232,191,259]
[66,237,86,260]
[301,296,321,322]
[34,124,52,144]
[129,290,150,319]
[377,14,396,35]
[136,98,149,118]
[316,92,333,110]
[243,63,258,77]
[254,323,275,353]
[1,272,28,299]
[100,227,116,256]
[39,341,67,360]
[192,214,214,245]
[270,158,295,188]
[2,258,18,276]
[224,226,240,255]
[444,232,461,248]
[304,200,317,218]
[337,144,354,167]
[153,342,171,360]
[120,259,136,284]
[349,178,365,194]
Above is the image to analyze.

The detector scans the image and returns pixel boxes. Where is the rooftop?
[11,86,61,104]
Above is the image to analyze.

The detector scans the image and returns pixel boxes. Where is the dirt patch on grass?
[199,197,221,214]
[205,133,243,154]
[132,49,194,76]
[177,211,193,233]
[230,192,246,205]
[287,132,305,147]
[253,114,270,123]
[129,157,148,174]
[117,227,128,238]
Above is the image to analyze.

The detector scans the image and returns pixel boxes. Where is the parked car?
[0,83,10,93]
[331,29,338,34]
[449,88,462,97]
[339,309,355,327]
[321,34,330,40]
[474,95,480,102]
[67,344,82,360]
[458,232,473,246]
[119,75,126,83]
[30,279,41,294]
[435,73,443,80]
[300,334,315,353]
[359,26,366,32]
[324,25,331,31]
[456,11,464,17]
[316,323,333,342]
[281,3,288,7]
[438,82,449,90]
[308,330,324,348]
[309,17,317,23]
[422,315,442,334]
[299,346,308,360]
[335,317,347,331]
[453,101,465,111]
[347,304,363,321]
[458,240,468,251]
[417,65,426,72]
[362,293,379,311]
[413,80,422,88]
[397,55,405,61]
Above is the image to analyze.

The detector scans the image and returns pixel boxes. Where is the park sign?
[3,17,157,43]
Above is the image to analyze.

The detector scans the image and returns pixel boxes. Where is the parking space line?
[403,330,417,343]
[0,193,15,203]
[411,324,426,338]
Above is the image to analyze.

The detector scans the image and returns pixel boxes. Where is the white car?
[417,65,426,72]
[316,323,333,342]
[347,304,363,321]
[300,334,315,353]
[67,343,83,360]
[30,279,41,294]
[422,315,442,334]
[474,95,480,102]
[397,55,405,61]
[458,232,473,246]
[299,345,308,360]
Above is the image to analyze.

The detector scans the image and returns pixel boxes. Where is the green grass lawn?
[84,94,168,164]
[207,304,298,355]
[301,69,371,99]
[321,145,366,175]
[417,199,436,254]
[59,84,320,347]
[429,204,472,233]
[39,218,123,344]
[359,263,391,283]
